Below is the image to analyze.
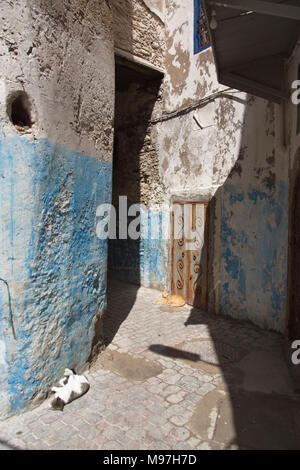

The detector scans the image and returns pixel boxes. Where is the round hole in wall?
[7,91,33,129]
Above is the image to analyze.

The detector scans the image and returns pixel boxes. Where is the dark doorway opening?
[108,54,163,286]
[103,55,163,347]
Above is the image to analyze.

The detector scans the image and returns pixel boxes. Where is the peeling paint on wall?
[0,133,112,417]
[0,0,298,421]
[155,0,291,332]
[164,0,219,113]
[220,182,288,331]
[0,0,115,419]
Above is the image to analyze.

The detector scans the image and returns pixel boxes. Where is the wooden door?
[171,202,209,309]
[289,172,300,340]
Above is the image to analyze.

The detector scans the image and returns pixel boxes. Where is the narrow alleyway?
[0,280,299,450]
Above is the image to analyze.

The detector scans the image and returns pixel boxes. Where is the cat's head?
[50,396,65,411]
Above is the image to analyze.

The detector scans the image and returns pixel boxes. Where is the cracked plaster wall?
[0,0,114,418]
[154,0,292,333]
[1,0,298,421]
[111,0,294,331]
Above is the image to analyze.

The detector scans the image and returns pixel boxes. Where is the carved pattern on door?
[171,202,209,309]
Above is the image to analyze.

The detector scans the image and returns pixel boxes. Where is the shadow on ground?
[149,303,300,449]
[146,92,300,449]
[0,439,18,450]
[101,278,139,346]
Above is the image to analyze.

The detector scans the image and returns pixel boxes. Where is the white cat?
[50,368,90,411]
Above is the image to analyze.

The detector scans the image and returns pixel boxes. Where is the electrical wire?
[150,87,235,124]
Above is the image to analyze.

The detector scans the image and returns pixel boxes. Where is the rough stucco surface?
[0,0,298,422]
[156,92,289,332]
[163,0,220,113]
[219,99,288,331]
[0,0,114,418]
[0,0,114,161]
[111,0,292,329]
[156,94,245,194]
[154,0,290,332]
[0,135,112,417]
[142,0,165,23]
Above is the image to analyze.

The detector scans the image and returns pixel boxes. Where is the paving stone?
[164,385,182,394]
[147,426,168,441]
[145,403,165,415]
[125,413,145,426]
[100,440,122,450]
[82,411,104,426]
[126,426,147,441]
[49,440,78,450]
[185,392,205,404]
[172,441,194,450]
[169,414,190,426]
[198,383,216,396]
[78,423,101,440]
[102,425,124,443]
[79,440,100,450]
[52,425,78,441]
[0,279,298,450]
[61,413,85,427]
[40,412,61,425]
[186,436,201,448]
[30,424,56,440]
[147,441,171,450]
[148,413,168,427]
[31,440,50,450]
[104,412,123,426]
[168,427,191,444]
[165,404,186,417]
[16,432,37,445]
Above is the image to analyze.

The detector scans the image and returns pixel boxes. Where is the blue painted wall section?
[108,209,165,289]
[0,131,112,416]
[220,181,288,332]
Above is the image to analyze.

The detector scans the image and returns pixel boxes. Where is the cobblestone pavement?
[0,280,299,450]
